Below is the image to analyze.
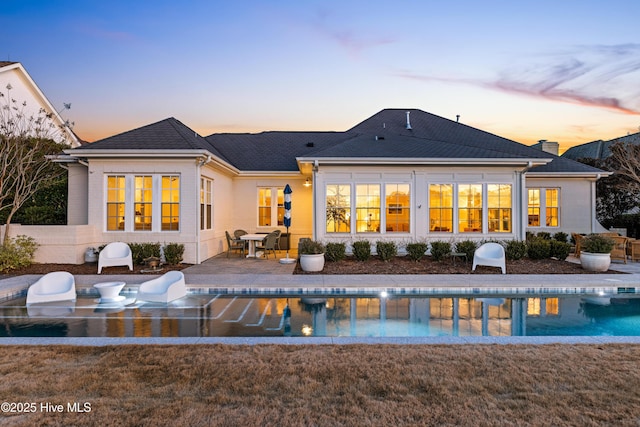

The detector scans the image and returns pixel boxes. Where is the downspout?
[591,174,601,232]
[518,162,533,241]
[312,160,318,240]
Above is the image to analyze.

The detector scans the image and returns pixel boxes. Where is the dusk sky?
[3,0,640,152]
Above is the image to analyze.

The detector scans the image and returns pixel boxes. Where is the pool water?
[1,294,640,338]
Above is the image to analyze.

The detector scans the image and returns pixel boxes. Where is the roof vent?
[405,111,412,130]
[306,142,314,147]
[375,135,385,141]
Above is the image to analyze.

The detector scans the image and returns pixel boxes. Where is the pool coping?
[2,336,640,346]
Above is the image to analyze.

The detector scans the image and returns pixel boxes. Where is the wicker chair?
[225,231,245,258]
[256,231,278,259]
[610,236,628,264]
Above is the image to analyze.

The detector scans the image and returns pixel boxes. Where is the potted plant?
[580,234,614,272]
[298,239,326,272]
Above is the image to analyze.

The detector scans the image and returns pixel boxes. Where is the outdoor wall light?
[303,177,312,187]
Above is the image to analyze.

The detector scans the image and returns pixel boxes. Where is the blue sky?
[2,0,640,152]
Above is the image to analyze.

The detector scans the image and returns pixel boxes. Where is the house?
[562,131,640,161]
[48,108,606,265]
[0,62,79,148]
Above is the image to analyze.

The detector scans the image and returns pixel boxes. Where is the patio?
[183,248,299,275]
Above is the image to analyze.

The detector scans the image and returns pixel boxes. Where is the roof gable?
[80,117,214,151]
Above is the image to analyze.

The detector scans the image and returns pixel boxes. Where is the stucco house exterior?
[53,108,606,265]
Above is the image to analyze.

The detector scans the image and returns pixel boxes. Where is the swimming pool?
[2,291,640,338]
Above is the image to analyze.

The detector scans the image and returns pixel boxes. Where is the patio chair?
[273,229,282,250]
[98,242,133,274]
[610,236,628,264]
[256,231,278,258]
[225,231,245,257]
[233,229,249,251]
[572,233,584,257]
[136,271,186,303]
[26,271,77,305]
[472,242,506,274]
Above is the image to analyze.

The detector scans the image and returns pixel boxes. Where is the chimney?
[532,139,559,156]
[405,111,412,130]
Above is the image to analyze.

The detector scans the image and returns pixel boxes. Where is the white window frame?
[527,187,560,228]
[200,177,213,230]
[104,174,181,233]
[257,186,284,228]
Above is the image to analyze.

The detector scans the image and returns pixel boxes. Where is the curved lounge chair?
[472,242,506,274]
[98,242,133,274]
[136,271,186,303]
[26,271,77,305]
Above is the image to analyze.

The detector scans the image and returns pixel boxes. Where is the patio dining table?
[239,233,266,258]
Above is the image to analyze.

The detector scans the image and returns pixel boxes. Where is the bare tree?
[608,133,640,193]
[0,84,69,245]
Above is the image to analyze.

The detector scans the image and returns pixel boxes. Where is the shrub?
[454,240,477,260]
[352,240,371,261]
[536,232,552,240]
[0,235,39,272]
[581,234,614,254]
[405,242,428,262]
[550,240,572,260]
[129,242,161,265]
[430,240,451,262]
[505,240,527,260]
[553,232,569,243]
[298,239,325,255]
[527,238,551,260]
[325,242,346,262]
[163,243,185,265]
[376,241,397,262]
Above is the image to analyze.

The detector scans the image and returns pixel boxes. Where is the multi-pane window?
[106,175,125,231]
[258,187,285,227]
[429,184,453,232]
[200,178,212,230]
[326,184,351,233]
[258,188,272,226]
[105,174,180,232]
[161,175,180,231]
[458,184,482,232]
[134,176,153,231]
[385,184,410,233]
[355,184,380,233]
[487,184,511,232]
[528,189,540,226]
[528,188,559,227]
[546,189,559,227]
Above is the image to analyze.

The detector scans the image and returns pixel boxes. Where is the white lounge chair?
[136,271,186,303]
[472,242,506,274]
[26,271,77,305]
[98,242,133,274]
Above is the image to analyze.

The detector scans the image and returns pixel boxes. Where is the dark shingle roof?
[74,109,605,174]
[80,117,215,152]
[562,132,640,161]
[205,131,351,171]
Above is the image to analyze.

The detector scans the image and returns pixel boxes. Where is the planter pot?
[580,252,611,272]
[299,253,325,272]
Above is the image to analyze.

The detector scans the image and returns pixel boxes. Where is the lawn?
[1,344,639,426]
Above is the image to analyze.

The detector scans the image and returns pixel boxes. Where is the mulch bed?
[0,257,623,277]
[294,256,623,274]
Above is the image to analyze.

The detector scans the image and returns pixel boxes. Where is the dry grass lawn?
[1,344,640,426]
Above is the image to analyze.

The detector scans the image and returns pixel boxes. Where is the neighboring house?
[56,108,607,265]
[0,62,79,147]
[562,131,640,161]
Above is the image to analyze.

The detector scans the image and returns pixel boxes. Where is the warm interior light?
[303,177,312,187]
